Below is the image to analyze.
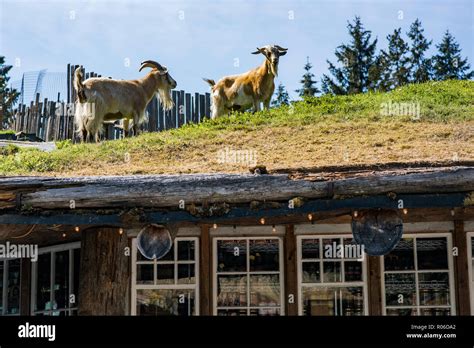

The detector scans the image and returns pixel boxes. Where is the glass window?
[0,259,22,316]
[32,243,80,316]
[133,237,199,316]
[383,235,454,316]
[215,237,283,316]
[299,236,367,316]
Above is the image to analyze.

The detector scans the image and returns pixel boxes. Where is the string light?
[119,228,124,235]
[353,211,358,218]
[450,209,455,216]
[62,233,67,238]
[74,226,80,232]
[272,225,276,233]
[260,218,265,225]
[308,213,313,221]
[213,223,217,229]
[402,208,408,215]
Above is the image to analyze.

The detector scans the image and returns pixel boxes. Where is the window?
[297,235,368,316]
[468,232,474,314]
[31,243,81,316]
[0,259,21,315]
[213,237,284,316]
[132,237,199,316]
[382,235,455,315]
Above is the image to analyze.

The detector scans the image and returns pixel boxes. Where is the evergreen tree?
[407,19,432,83]
[296,56,319,97]
[380,28,410,89]
[433,30,474,80]
[272,82,290,107]
[0,56,19,129]
[321,16,378,95]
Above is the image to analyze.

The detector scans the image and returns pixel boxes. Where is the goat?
[74,60,177,142]
[203,45,287,119]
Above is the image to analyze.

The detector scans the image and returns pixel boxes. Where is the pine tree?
[296,56,319,97]
[321,16,378,95]
[272,82,290,107]
[407,19,432,83]
[0,56,19,129]
[380,28,410,89]
[433,30,474,80]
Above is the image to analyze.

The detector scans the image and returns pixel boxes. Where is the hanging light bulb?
[308,213,313,221]
[272,225,276,233]
[62,233,67,238]
[260,218,265,225]
[213,223,217,229]
[353,211,358,218]
[119,228,124,235]
[403,208,408,215]
[74,226,80,232]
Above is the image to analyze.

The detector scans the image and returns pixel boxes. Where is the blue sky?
[1,0,473,99]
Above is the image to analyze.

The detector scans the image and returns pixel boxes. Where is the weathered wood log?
[78,227,129,315]
[0,167,472,210]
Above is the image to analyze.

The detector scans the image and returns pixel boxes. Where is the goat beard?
[158,88,174,111]
[270,62,278,77]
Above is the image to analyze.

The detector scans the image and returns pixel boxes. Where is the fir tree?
[321,16,378,95]
[380,28,410,89]
[407,19,432,83]
[433,30,474,80]
[0,56,19,129]
[272,82,290,107]
[296,56,319,97]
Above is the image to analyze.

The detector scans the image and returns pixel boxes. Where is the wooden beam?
[452,220,471,315]
[78,227,130,315]
[199,225,211,315]
[0,167,470,210]
[367,256,382,315]
[284,225,298,315]
[20,258,31,315]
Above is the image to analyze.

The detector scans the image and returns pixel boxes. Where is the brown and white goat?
[74,60,177,142]
[203,45,287,119]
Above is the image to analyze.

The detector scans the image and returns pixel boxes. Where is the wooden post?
[20,258,31,315]
[199,225,211,315]
[367,255,382,315]
[284,225,298,315]
[78,227,130,315]
[453,220,470,315]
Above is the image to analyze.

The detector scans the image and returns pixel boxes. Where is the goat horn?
[251,47,263,54]
[274,45,288,51]
[139,60,165,72]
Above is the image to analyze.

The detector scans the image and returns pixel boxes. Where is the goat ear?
[251,50,261,55]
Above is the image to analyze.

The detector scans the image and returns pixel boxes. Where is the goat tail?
[74,66,87,102]
[203,78,216,87]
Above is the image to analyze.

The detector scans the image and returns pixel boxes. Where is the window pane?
[384,238,414,271]
[0,261,4,314]
[302,262,320,283]
[420,308,450,316]
[72,249,80,308]
[249,274,280,307]
[340,287,364,316]
[54,251,69,311]
[419,273,450,306]
[217,275,247,307]
[217,309,247,316]
[302,286,337,316]
[323,238,341,260]
[249,239,279,272]
[7,259,21,315]
[344,261,363,282]
[156,264,174,284]
[36,253,51,312]
[384,273,416,306]
[177,241,195,261]
[217,240,246,273]
[250,308,280,316]
[416,238,448,270]
[136,264,154,284]
[136,289,196,316]
[302,239,320,259]
[386,308,417,316]
[323,262,341,282]
[177,264,195,284]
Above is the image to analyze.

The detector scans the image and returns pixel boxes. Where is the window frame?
[467,232,474,315]
[131,237,200,315]
[296,234,369,316]
[212,236,285,316]
[0,258,22,316]
[30,242,81,316]
[380,233,456,315]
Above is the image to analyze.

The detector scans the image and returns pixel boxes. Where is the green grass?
[0,80,472,176]
[0,130,15,135]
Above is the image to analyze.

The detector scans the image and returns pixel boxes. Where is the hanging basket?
[137,224,173,260]
[351,209,403,256]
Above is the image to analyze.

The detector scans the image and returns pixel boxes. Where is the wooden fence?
[11,63,211,141]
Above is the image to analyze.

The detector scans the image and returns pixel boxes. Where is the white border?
[296,234,369,316]
[212,235,285,315]
[380,233,456,315]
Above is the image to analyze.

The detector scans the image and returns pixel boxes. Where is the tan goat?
[203,45,287,119]
[74,60,177,142]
